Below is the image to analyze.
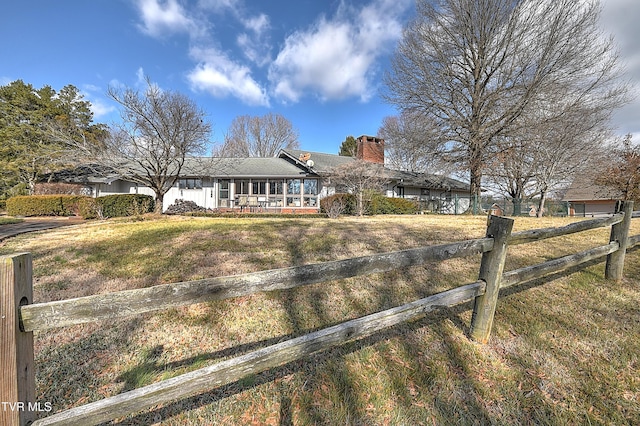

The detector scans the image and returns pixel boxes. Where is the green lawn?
[0,216,23,225]
[1,215,639,425]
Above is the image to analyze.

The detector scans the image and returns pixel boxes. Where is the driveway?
[0,217,85,242]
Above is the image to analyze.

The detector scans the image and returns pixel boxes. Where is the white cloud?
[269,0,411,103]
[237,13,271,66]
[89,98,116,119]
[187,47,270,107]
[242,13,269,34]
[197,0,239,13]
[135,0,197,38]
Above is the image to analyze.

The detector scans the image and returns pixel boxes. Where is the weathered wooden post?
[605,201,634,281]
[470,215,514,343]
[1,253,36,426]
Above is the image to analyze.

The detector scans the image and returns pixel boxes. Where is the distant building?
[562,176,619,217]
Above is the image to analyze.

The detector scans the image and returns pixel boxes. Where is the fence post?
[470,215,514,343]
[605,201,634,281]
[1,253,36,426]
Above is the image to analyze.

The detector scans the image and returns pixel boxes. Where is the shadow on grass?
[35,218,640,424]
[105,251,639,425]
[105,304,478,425]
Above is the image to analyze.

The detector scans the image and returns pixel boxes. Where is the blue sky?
[1,0,639,154]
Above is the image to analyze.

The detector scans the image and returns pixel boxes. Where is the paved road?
[0,218,85,241]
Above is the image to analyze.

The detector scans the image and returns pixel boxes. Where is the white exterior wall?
[162,178,215,211]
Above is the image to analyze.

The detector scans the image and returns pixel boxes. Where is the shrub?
[96,194,155,218]
[367,194,418,215]
[6,194,154,218]
[320,193,417,216]
[393,197,419,214]
[6,195,96,217]
[320,193,356,217]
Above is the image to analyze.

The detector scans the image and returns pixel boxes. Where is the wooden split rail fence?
[1,202,638,425]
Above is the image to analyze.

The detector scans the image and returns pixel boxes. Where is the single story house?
[43,136,471,213]
[562,177,619,217]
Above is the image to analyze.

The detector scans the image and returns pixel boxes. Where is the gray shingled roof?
[387,169,470,192]
[280,149,354,173]
[182,157,307,177]
[562,176,620,201]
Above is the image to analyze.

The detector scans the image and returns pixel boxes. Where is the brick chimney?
[356,135,385,164]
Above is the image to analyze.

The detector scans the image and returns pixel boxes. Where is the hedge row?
[97,194,155,217]
[6,194,155,218]
[320,193,418,216]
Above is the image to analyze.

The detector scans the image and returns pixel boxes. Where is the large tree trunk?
[154,192,164,214]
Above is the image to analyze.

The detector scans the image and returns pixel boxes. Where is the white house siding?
[163,178,214,211]
[95,181,137,196]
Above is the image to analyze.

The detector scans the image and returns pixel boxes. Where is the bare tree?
[384,0,630,199]
[485,138,538,215]
[378,110,447,173]
[488,80,615,217]
[529,112,610,217]
[214,113,299,157]
[330,160,389,216]
[70,77,212,213]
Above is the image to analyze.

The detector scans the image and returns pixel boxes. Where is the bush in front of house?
[96,194,155,217]
[6,195,97,217]
[320,192,418,217]
[367,192,418,215]
[320,193,357,217]
[6,194,154,218]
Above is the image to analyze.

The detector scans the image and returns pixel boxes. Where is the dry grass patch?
[1,214,639,424]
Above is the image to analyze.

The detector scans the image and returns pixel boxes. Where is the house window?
[219,180,230,199]
[303,179,318,207]
[236,179,250,195]
[287,179,301,207]
[269,180,283,195]
[178,178,202,189]
[303,179,318,195]
[252,180,267,195]
[287,179,301,195]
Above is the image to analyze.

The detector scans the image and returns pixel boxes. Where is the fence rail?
[20,238,493,332]
[1,202,637,425]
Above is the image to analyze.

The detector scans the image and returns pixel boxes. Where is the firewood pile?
[165,199,208,214]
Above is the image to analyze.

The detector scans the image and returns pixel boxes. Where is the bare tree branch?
[213,113,299,157]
